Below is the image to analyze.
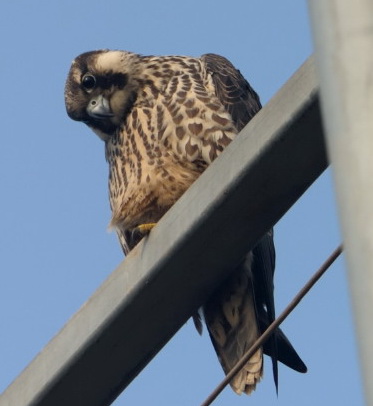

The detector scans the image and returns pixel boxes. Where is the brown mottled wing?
[203,55,307,390]
[202,54,282,391]
[201,53,261,132]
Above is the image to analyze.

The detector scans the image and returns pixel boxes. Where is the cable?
[200,244,343,406]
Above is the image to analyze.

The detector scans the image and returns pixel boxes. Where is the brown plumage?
[65,50,306,394]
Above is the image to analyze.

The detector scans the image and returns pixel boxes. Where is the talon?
[135,223,157,234]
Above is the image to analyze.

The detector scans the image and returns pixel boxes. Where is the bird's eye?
[82,74,96,91]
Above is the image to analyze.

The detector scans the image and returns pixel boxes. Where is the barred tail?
[203,263,263,395]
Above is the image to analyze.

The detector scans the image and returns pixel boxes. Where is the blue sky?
[0,1,364,405]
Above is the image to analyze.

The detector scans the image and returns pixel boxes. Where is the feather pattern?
[65,50,306,395]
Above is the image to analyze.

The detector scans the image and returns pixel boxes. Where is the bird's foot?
[135,223,157,234]
[131,223,157,246]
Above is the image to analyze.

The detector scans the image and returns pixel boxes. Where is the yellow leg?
[135,223,157,234]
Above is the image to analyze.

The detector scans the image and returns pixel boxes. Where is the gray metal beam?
[0,56,326,406]
[308,2,373,404]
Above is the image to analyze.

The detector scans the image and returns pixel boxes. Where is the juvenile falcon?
[65,50,307,395]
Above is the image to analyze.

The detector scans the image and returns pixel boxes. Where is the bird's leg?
[130,223,157,247]
[130,223,157,246]
[135,223,157,234]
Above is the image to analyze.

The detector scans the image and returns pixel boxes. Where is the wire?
[200,244,343,406]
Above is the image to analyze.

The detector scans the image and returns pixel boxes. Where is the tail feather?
[260,320,307,373]
[199,236,307,395]
[203,264,263,395]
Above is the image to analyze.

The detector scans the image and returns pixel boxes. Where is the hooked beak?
[87,95,114,119]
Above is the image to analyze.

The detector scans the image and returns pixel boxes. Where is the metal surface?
[1,56,326,406]
[308,2,373,404]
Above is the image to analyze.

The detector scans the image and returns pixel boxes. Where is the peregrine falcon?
[65,50,307,395]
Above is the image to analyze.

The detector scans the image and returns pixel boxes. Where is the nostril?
[86,95,113,119]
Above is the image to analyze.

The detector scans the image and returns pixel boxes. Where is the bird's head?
[65,50,139,141]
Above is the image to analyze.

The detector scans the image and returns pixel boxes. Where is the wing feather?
[202,55,297,391]
[252,230,279,391]
[201,53,261,132]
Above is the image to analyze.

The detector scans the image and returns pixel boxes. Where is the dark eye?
[82,74,96,91]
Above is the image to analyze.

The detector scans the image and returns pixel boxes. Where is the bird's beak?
[87,95,114,119]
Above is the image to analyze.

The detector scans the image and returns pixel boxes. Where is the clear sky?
[0,1,364,405]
